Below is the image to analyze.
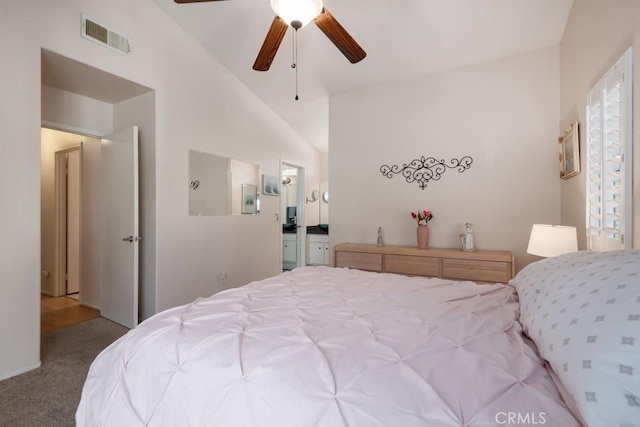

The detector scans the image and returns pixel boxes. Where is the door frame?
[281,161,307,269]
[53,145,83,298]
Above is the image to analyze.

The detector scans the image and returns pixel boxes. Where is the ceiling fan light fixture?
[270,0,323,28]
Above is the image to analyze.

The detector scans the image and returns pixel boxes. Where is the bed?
[76,250,640,426]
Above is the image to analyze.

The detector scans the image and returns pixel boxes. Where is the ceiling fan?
[174,0,366,72]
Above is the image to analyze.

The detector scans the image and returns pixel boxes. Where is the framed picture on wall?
[262,174,280,196]
[241,184,257,214]
[559,122,580,179]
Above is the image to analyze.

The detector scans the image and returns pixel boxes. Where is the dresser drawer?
[385,255,439,277]
[333,244,514,283]
[335,251,382,272]
[442,259,511,283]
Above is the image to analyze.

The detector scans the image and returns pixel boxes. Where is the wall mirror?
[189,150,260,216]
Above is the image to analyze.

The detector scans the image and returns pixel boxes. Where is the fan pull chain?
[291,29,296,68]
[291,28,299,101]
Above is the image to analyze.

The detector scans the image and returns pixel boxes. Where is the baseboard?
[80,301,100,311]
[0,361,42,381]
[40,290,54,297]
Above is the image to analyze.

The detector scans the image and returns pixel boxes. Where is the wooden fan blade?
[174,0,228,3]
[314,8,366,64]
[253,16,288,71]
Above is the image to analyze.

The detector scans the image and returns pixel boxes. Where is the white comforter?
[77,267,579,426]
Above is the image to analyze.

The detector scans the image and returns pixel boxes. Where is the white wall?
[329,48,561,271]
[0,0,318,379]
[318,152,329,225]
[559,0,640,249]
[42,85,113,136]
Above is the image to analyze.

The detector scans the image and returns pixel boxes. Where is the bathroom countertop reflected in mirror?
[282,224,297,233]
[307,225,328,235]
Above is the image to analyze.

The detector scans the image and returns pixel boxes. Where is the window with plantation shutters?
[586,48,633,251]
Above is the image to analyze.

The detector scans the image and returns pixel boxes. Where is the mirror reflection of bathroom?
[281,167,298,230]
[304,178,330,267]
[281,165,301,271]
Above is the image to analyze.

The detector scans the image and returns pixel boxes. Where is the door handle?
[122,236,142,242]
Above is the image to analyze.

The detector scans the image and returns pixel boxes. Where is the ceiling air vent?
[81,14,131,55]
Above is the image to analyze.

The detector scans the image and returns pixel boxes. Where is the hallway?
[41,296,100,333]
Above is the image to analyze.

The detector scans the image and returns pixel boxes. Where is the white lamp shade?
[527,224,578,257]
[271,0,323,28]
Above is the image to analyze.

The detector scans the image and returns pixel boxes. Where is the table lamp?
[526,224,578,257]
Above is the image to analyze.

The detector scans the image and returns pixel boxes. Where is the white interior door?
[101,126,139,329]
[66,149,81,294]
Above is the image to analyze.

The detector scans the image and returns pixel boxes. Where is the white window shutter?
[586,48,633,251]
[587,84,603,239]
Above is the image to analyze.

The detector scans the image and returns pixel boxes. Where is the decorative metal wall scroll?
[189,180,200,190]
[380,156,473,190]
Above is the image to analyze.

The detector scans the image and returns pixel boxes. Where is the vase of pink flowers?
[411,210,434,249]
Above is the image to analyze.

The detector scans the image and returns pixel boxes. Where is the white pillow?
[511,250,640,427]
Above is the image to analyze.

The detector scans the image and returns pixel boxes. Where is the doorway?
[40,49,157,328]
[281,162,306,271]
[41,128,96,301]
[41,129,99,333]
[41,126,141,330]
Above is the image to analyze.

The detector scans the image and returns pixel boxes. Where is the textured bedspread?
[77,267,579,426]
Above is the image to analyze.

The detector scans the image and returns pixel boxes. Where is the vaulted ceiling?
[152,0,574,152]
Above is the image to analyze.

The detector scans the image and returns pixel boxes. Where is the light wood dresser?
[334,243,515,284]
